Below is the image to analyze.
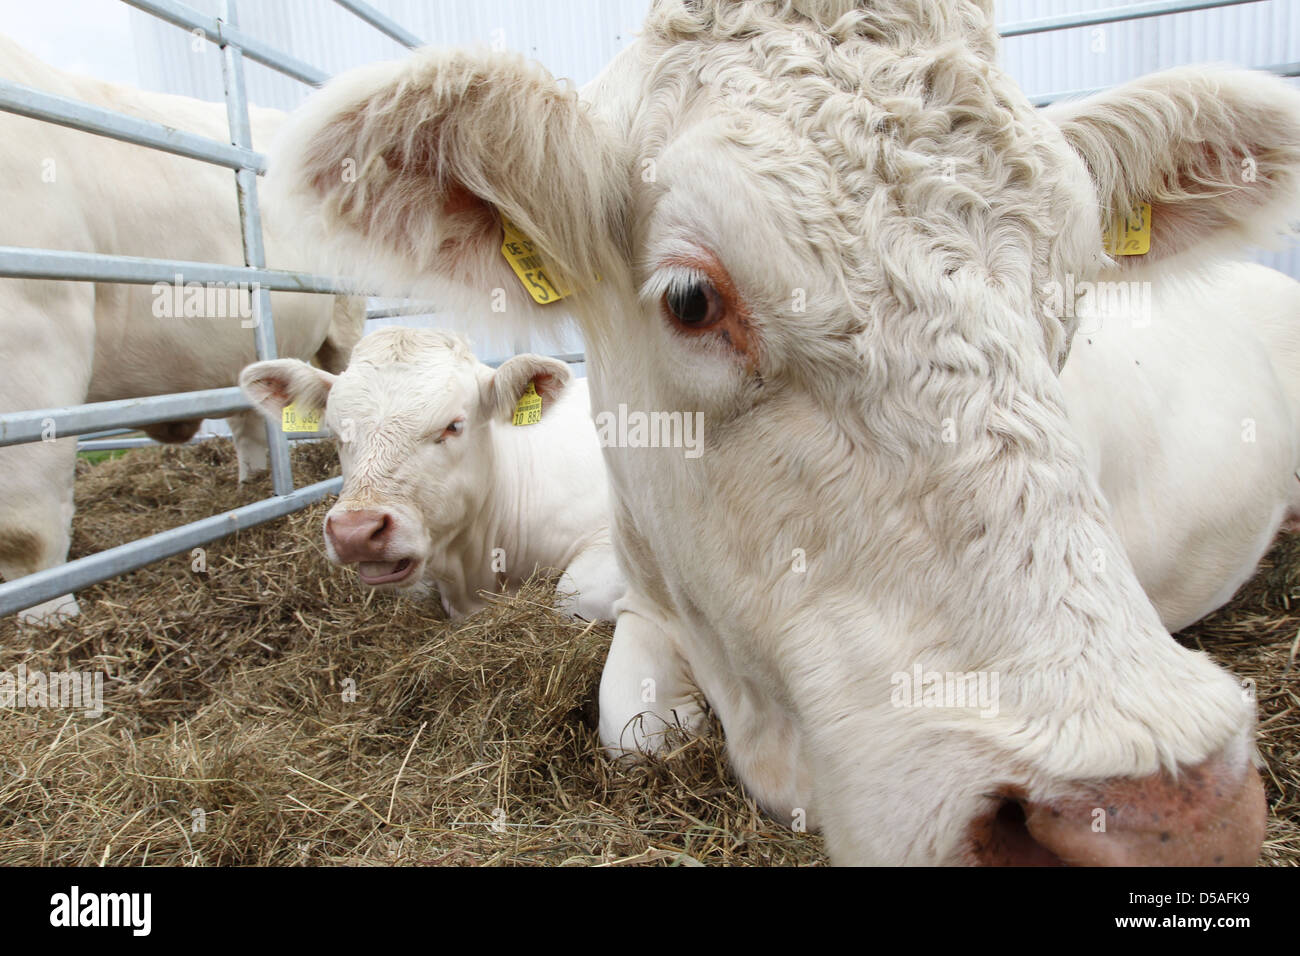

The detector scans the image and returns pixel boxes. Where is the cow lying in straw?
[265,0,1300,864]
[241,326,625,620]
[1059,260,1300,633]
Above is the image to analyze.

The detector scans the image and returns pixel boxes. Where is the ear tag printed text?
[512,382,543,427]
[1102,202,1151,256]
[500,216,572,305]
[282,403,322,433]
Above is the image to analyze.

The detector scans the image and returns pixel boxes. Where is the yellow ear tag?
[1102,202,1152,256]
[500,216,572,305]
[512,382,543,427]
[281,403,321,433]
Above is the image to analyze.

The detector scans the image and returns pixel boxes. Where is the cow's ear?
[1045,66,1300,267]
[266,47,629,321]
[240,359,336,417]
[485,354,572,422]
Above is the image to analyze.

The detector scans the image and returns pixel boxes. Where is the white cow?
[1062,261,1300,633]
[266,0,1300,865]
[0,36,364,625]
[240,327,625,620]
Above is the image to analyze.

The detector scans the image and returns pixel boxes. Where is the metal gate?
[0,0,423,618]
[0,0,1296,619]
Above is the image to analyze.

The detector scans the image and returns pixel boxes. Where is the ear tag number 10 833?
[513,383,543,427]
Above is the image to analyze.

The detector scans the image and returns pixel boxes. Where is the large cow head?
[266,0,1300,864]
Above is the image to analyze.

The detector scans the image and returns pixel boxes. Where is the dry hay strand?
[0,440,1296,865]
[1177,534,1300,866]
[0,441,817,865]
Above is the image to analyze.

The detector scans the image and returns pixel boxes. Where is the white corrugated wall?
[127,0,1300,351]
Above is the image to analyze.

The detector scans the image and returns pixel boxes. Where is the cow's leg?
[556,543,624,621]
[227,409,270,482]
[598,599,705,756]
[0,279,94,626]
[0,438,81,626]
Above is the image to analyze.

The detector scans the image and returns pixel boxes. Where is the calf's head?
[241,327,570,590]
[266,0,1300,863]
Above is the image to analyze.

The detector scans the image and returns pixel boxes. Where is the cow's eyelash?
[640,265,708,306]
[431,418,465,444]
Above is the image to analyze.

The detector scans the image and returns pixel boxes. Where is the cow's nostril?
[980,757,1266,867]
[969,796,1065,866]
[326,509,395,563]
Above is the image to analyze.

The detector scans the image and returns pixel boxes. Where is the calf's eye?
[434,419,465,444]
[663,278,724,329]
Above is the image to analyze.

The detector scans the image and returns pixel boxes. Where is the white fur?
[0,36,365,626]
[1062,261,1300,632]
[265,0,1300,864]
[241,327,625,619]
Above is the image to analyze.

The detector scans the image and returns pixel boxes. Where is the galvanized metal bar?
[78,428,136,441]
[77,432,320,452]
[78,437,202,451]
[332,0,425,48]
[0,247,362,294]
[0,477,342,619]
[484,352,587,369]
[0,80,264,172]
[999,0,1264,37]
[365,304,440,320]
[0,388,250,448]
[221,0,293,496]
[1030,59,1300,107]
[120,0,329,86]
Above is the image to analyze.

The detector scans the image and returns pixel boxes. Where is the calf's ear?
[485,354,573,422]
[240,359,336,417]
[1045,66,1300,266]
[266,47,628,319]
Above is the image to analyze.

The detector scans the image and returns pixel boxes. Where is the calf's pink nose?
[326,509,393,563]
[972,754,1266,866]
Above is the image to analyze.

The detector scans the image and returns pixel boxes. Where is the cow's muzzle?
[325,508,420,586]
[967,753,1265,865]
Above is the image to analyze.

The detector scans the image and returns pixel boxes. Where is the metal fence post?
[219,0,294,497]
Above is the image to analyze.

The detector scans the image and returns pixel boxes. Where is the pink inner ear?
[441,182,488,218]
[257,378,292,407]
[532,373,560,407]
[1112,142,1257,268]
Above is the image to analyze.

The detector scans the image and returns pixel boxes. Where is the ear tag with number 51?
[500,216,572,305]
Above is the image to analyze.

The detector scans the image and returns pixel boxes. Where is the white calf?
[241,327,625,620]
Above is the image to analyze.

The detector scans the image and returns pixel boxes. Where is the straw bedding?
[0,441,1295,865]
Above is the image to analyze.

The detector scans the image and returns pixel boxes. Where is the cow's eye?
[434,418,465,444]
[663,277,724,329]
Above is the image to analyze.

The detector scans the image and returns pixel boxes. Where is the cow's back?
[0,35,340,401]
[1061,261,1299,629]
